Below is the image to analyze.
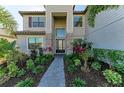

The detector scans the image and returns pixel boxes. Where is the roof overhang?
[19,11,45,16]
[15,31,46,35]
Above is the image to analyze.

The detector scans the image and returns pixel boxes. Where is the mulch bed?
[64,60,124,87]
[0,59,53,87]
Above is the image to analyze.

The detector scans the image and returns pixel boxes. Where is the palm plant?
[0,6,17,34]
[80,49,93,72]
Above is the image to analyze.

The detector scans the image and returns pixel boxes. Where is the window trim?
[28,16,45,28]
[27,36,44,50]
[73,15,83,27]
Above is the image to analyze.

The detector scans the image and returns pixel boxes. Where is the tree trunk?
[84,60,87,71]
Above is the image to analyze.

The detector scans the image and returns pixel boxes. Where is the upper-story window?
[29,16,45,27]
[74,15,82,27]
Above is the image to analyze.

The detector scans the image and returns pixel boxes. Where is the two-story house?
[15,5,87,54]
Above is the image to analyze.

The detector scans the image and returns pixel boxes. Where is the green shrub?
[67,64,77,73]
[73,59,81,66]
[72,77,86,87]
[40,58,46,65]
[91,61,101,71]
[0,39,16,58]
[7,62,18,77]
[17,69,26,77]
[114,63,124,73]
[34,57,40,65]
[64,54,73,60]
[93,48,124,69]
[15,77,34,87]
[45,54,53,60]
[103,69,122,86]
[0,67,5,78]
[26,59,35,70]
[32,66,44,74]
[6,49,28,64]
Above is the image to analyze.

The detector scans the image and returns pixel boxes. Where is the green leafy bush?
[35,54,53,65]
[72,77,86,87]
[26,59,35,70]
[103,69,122,86]
[0,39,16,58]
[40,58,46,65]
[0,67,5,78]
[73,59,81,66]
[114,63,124,73]
[45,54,53,60]
[32,66,44,74]
[7,62,18,77]
[15,77,34,87]
[17,69,26,77]
[67,64,77,73]
[34,57,40,65]
[6,50,27,64]
[93,48,124,69]
[91,61,101,71]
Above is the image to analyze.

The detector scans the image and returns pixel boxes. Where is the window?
[29,16,45,27]
[74,15,82,27]
[28,37,44,49]
[56,28,65,38]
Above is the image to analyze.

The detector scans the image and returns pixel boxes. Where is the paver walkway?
[38,54,65,87]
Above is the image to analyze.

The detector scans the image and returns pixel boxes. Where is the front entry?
[56,39,65,53]
[55,28,65,53]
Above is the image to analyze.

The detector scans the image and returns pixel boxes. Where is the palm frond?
[0,6,17,34]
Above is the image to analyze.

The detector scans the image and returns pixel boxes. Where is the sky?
[3,5,86,31]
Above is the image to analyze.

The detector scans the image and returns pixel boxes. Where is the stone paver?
[38,54,65,87]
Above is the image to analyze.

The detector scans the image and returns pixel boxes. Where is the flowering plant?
[43,47,52,52]
[73,45,86,54]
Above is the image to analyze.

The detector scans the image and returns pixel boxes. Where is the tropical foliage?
[91,61,101,71]
[15,77,34,87]
[0,38,16,58]
[7,62,18,77]
[103,69,122,86]
[72,77,86,87]
[87,5,119,27]
[0,6,17,34]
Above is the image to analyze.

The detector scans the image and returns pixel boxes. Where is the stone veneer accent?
[45,33,53,54]
[66,33,73,54]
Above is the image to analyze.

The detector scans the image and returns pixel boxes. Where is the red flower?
[73,45,86,54]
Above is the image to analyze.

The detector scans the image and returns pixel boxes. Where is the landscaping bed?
[64,59,110,87]
[64,55,124,87]
[0,38,54,87]
[0,60,53,87]
[64,39,124,87]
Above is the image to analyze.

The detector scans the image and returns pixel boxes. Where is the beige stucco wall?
[45,5,73,34]
[23,15,45,31]
[16,35,45,54]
